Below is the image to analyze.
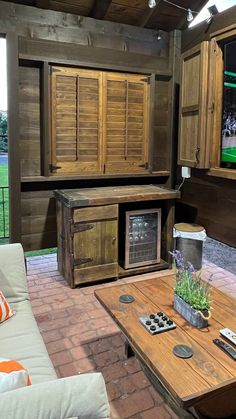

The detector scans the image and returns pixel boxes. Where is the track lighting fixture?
[148,0,156,9]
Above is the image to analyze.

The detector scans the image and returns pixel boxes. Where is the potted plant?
[170,250,212,328]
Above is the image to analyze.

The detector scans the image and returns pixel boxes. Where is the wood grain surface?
[95,275,236,416]
[54,184,180,208]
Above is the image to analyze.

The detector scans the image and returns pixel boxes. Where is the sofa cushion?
[0,291,15,323]
[0,374,110,419]
[0,243,28,304]
[0,299,57,384]
[0,358,31,393]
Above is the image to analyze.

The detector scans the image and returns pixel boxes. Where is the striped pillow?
[0,291,15,323]
[0,359,31,393]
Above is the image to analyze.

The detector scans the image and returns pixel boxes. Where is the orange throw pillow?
[0,359,31,393]
[0,291,15,323]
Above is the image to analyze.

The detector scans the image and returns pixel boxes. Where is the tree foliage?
[0,112,8,152]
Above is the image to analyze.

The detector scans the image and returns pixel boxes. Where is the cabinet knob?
[112,237,117,244]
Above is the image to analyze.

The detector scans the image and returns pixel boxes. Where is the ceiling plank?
[139,0,161,27]
[36,0,50,7]
[89,0,112,19]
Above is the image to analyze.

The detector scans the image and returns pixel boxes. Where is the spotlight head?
[208,5,218,16]
[187,8,193,22]
[148,0,156,9]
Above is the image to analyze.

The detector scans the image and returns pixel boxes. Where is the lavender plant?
[170,250,212,311]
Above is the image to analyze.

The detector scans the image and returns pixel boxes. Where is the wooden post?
[40,61,50,176]
[6,32,21,243]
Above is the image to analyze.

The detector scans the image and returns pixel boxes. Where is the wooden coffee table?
[95,275,236,418]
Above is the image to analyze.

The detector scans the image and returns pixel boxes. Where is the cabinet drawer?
[73,204,118,223]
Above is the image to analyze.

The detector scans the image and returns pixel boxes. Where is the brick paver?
[26,253,236,419]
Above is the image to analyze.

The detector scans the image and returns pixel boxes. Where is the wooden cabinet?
[178,42,210,168]
[72,205,118,285]
[55,185,180,288]
[179,27,236,180]
[50,67,150,176]
[57,201,118,287]
[51,67,103,175]
[103,72,150,174]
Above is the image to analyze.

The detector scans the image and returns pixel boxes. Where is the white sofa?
[0,243,110,419]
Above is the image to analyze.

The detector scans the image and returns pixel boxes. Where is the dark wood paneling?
[19,66,41,177]
[1,0,208,30]
[7,32,21,243]
[41,62,50,176]
[177,173,236,247]
[21,190,57,250]
[152,78,170,172]
[18,37,170,75]
[0,1,179,251]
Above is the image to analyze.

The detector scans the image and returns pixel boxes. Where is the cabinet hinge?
[138,162,149,170]
[74,257,93,267]
[141,77,151,84]
[72,223,94,234]
[49,164,61,172]
[51,67,60,74]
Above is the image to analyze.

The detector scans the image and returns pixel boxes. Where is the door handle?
[195,147,200,165]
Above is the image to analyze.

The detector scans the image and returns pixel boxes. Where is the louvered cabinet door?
[51,67,103,175]
[103,72,150,174]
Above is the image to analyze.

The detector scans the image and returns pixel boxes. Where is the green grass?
[0,164,8,186]
[0,163,9,239]
[25,247,57,257]
[0,163,56,255]
[221,148,236,162]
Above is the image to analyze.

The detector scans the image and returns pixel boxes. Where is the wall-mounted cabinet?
[50,66,150,176]
[179,26,236,179]
[178,42,210,169]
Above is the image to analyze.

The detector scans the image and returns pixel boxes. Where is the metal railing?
[0,186,9,239]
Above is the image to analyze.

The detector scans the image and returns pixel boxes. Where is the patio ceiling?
[2,0,208,30]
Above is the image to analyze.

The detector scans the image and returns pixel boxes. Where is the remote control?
[220,328,236,346]
[213,338,236,360]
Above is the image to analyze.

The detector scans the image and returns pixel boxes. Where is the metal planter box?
[173,293,209,329]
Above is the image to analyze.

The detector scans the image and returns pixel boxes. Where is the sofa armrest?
[0,243,28,303]
[0,373,109,419]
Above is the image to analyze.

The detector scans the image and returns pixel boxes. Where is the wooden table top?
[95,275,236,410]
[54,185,180,208]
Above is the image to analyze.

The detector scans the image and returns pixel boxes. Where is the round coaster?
[119,294,135,304]
[173,345,193,359]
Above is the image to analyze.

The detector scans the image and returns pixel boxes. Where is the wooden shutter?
[178,42,210,168]
[103,72,150,174]
[51,67,102,174]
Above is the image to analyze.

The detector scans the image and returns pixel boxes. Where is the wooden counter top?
[54,184,180,208]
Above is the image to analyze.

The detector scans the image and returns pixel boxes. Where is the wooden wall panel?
[19,66,41,177]
[0,1,178,251]
[176,173,236,247]
[152,79,170,172]
[21,190,57,250]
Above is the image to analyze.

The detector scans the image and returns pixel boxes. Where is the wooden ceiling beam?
[35,0,50,8]
[139,0,162,28]
[89,0,112,20]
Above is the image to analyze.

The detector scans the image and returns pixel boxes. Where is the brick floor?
[26,254,236,419]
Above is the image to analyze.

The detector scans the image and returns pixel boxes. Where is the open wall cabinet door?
[178,42,210,168]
